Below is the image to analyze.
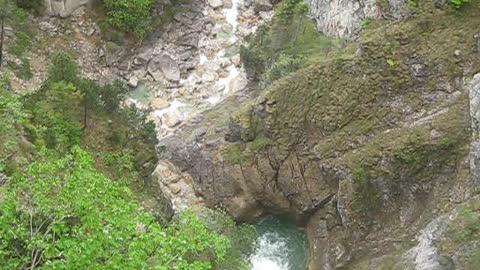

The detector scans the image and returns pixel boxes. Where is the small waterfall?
[250,216,307,270]
[250,231,291,270]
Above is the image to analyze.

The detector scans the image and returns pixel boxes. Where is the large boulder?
[253,0,273,12]
[148,55,181,82]
[208,0,223,8]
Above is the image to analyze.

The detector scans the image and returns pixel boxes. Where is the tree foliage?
[14,0,45,14]
[103,0,154,38]
[47,51,79,85]
[197,208,257,270]
[450,0,471,8]
[0,147,230,269]
[0,80,31,173]
[1,49,256,270]
[240,0,337,82]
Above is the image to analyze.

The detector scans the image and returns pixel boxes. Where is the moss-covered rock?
[158,1,480,269]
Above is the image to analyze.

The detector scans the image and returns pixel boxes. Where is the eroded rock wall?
[156,2,480,269]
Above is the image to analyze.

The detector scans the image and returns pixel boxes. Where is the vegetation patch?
[249,135,275,152]
[102,0,155,38]
[240,0,339,82]
[221,144,248,165]
[350,166,382,217]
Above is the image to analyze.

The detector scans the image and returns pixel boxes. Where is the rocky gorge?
[2,0,480,269]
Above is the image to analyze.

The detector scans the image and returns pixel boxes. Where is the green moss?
[350,166,382,217]
[260,5,476,163]
[466,249,480,269]
[249,136,274,152]
[221,144,247,165]
[230,101,261,141]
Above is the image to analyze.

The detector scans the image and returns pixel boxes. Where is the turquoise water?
[250,216,307,270]
[128,82,153,106]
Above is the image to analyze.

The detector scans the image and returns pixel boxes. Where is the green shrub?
[276,0,308,23]
[0,83,31,173]
[387,59,395,67]
[15,0,45,14]
[100,80,129,113]
[103,0,154,38]
[450,0,471,8]
[458,208,480,238]
[250,135,274,152]
[198,208,257,270]
[6,57,32,80]
[48,51,79,85]
[351,167,382,215]
[42,112,82,150]
[263,53,305,84]
[241,0,338,82]
[467,249,480,270]
[0,147,231,269]
[7,30,32,57]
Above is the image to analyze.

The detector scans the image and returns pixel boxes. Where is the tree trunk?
[0,17,4,69]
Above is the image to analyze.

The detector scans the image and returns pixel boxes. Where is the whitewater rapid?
[249,216,307,270]
[250,232,291,270]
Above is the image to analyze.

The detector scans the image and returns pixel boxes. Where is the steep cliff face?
[155,1,480,269]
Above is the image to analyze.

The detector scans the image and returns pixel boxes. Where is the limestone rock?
[0,173,6,186]
[148,55,181,82]
[151,98,170,110]
[128,76,139,88]
[177,33,200,48]
[253,0,272,12]
[305,0,409,39]
[202,71,218,82]
[470,73,480,139]
[162,112,183,128]
[470,74,480,188]
[208,0,223,8]
[231,54,241,66]
[134,51,152,66]
[228,73,248,93]
[223,0,233,8]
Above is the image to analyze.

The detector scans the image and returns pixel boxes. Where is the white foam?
[127,97,143,108]
[223,0,241,42]
[206,95,222,105]
[224,0,240,28]
[153,99,188,130]
[200,54,208,65]
[250,232,290,270]
[218,65,240,94]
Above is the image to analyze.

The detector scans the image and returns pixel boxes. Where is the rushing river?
[250,216,307,270]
